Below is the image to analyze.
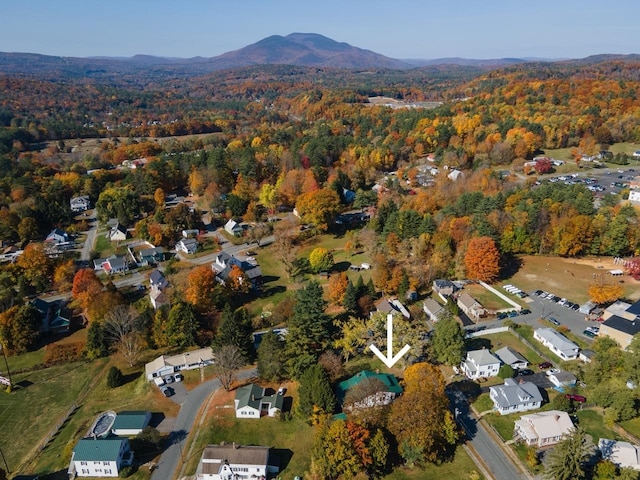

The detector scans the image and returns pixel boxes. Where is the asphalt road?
[151,368,257,480]
[449,390,529,480]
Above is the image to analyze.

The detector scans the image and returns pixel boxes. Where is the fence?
[466,326,510,338]
[36,403,77,453]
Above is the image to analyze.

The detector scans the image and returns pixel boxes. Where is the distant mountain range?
[0,32,637,81]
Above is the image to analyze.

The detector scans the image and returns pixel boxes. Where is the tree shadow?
[332,261,351,273]
[122,370,142,386]
[261,275,280,284]
[271,448,294,473]
[261,285,286,297]
[466,337,492,351]
[501,254,523,280]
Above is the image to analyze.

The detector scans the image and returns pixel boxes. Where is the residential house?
[494,346,529,370]
[32,298,72,334]
[138,246,166,266]
[145,347,214,380]
[149,270,169,291]
[70,195,91,212]
[182,229,200,238]
[234,384,284,418]
[629,191,640,204]
[489,378,543,415]
[337,370,403,410]
[461,349,501,380]
[373,298,411,319]
[69,438,133,478]
[514,410,575,447]
[212,252,263,291]
[111,411,151,436]
[195,444,278,480]
[423,298,445,322]
[45,228,70,244]
[93,255,129,275]
[547,371,577,389]
[149,288,169,310]
[224,219,243,236]
[599,438,640,471]
[533,328,579,361]
[176,237,198,255]
[432,279,456,298]
[107,223,128,242]
[457,293,485,322]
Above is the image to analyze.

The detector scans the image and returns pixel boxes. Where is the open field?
[542,142,640,163]
[382,447,484,479]
[464,283,514,310]
[504,255,640,304]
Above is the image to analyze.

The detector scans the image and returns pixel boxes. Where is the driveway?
[151,368,257,480]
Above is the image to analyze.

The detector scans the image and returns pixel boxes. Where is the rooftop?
[337,370,403,402]
[602,315,640,336]
[73,438,128,462]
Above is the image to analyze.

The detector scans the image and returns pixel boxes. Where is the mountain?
[207,33,413,70]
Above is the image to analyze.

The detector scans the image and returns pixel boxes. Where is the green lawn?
[466,329,545,366]
[619,417,640,439]
[483,413,515,442]
[464,284,514,310]
[0,359,108,474]
[186,416,314,480]
[382,447,484,479]
[575,409,620,442]
[473,393,494,413]
[94,232,113,257]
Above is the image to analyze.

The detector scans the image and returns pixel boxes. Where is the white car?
[633,151,640,157]
[546,368,561,376]
[174,373,184,382]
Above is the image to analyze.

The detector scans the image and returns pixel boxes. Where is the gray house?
[494,346,529,370]
[490,378,543,415]
[423,298,445,322]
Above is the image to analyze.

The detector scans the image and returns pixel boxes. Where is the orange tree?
[295,188,341,231]
[464,236,501,282]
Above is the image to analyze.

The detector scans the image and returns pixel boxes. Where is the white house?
[533,328,579,360]
[69,438,133,477]
[599,438,640,471]
[224,219,243,236]
[45,228,71,244]
[461,349,501,380]
[195,444,278,480]
[93,255,129,275]
[494,346,529,370]
[70,195,91,212]
[547,370,577,388]
[489,378,543,415]
[234,384,284,418]
[176,237,198,254]
[423,298,445,322]
[145,347,214,380]
[107,223,128,242]
[514,410,574,447]
[629,190,640,203]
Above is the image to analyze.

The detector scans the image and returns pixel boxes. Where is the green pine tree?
[214,305,255,362]
[257,330,285,382]
[296,364,336,420]
[343,280,358,314]
[543,427,589,480]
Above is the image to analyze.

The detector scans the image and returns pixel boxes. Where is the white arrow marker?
[369,314,411,368]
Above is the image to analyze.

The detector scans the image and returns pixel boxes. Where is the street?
[151,368,257,480]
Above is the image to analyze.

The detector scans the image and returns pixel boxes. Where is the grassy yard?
[619,417,640,439]
[0,358,108,474]
[464,283,514,310]
[473,393,494,413]
[94,232,113,257]
[575,409,620,442]
[504,255,640,304]
[466,329,545,366]
[382,447,484,479]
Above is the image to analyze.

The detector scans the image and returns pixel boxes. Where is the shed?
[111,411,152,436]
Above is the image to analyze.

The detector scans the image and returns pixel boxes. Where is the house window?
[81,462,88,466]
[104,461,110,465]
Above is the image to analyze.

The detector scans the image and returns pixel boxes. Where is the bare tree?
[104,305,145,367]
[272,235,299,280]
[213,345,246,391]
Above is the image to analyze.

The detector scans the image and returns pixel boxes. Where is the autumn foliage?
[588,280,624,305]
[184,265,219,312]
[464,236,501,283]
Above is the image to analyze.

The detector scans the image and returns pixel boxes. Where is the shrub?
[119,465,134,478]
[130,426,163,453]
[106,366,124,388]
[498,364,514,379]
[44,342,86,365]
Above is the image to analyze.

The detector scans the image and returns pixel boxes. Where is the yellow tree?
[258,183,277,213]
[53,259,76,292]
[16,243,52,291]
[327,272,349,304]
[227,265,250,294]
[588,280,624,305]
[295,188,341,231]
[388,362,459,463]
[188,168,207,196]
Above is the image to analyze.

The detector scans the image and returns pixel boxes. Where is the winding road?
[151,368,257,480]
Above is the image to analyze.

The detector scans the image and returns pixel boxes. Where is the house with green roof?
[111,411,151,436]
[337,370,403,411]
[68,437,133,477]
[234,383,284,418]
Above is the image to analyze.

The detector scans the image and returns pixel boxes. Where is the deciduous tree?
[103,305,145,367]
[213,344,245,391]
[184,265,220,312]
[588,280,624,305]
[309,247,334,273]
[388,362,459,463]
[0,304,41,354]
[464,236,501,282]
[429,312,465,366]
[295,188,341,231]
[16,242,52,292]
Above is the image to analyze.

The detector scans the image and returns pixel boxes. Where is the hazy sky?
[1,0,638,60]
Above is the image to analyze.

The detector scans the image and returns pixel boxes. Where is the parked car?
[520,309,531,315]
[164,375,174,384]
[161,386,174,397]
[583,329,596,338]
[508,311,518,318]
[517,369,534,376]
[548,317,561,326]
[497,312,507,320]
[538,362,553,369]
[571,304,580,311]
[565,394,586,403]
[546,368,561,376]
[174,373,184,382]
[534,290,543,296]
[277,387,287,395]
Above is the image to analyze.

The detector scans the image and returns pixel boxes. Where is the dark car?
[565,394,586,403]
[538,361,553,369]
[508,311,518,318]
[534,290,543,296]
[161,386,174,397]
[548,317,561,326]
[583,329,596,338]
[571,304,580,311]
[520,309,531,315]
[517,369,534,376]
